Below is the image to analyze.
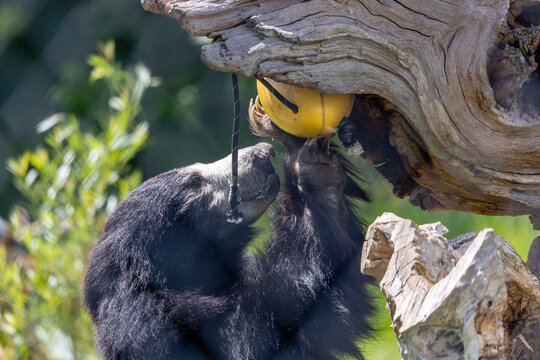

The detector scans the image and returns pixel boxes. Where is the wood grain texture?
[361,213,540,359]
[141,0,540,223]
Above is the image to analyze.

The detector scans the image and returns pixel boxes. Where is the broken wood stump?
[361,212,540,359]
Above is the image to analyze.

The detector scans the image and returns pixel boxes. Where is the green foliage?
[0,41,156,359]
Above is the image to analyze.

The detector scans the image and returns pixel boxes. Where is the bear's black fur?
[83,141,373,360]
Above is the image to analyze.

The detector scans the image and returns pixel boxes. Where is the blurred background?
[0,0,537,359]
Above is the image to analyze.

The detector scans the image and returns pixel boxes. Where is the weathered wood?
[361,213,540,359]
[141,0,540,224]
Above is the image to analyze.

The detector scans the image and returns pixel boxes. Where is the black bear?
[84,133,373,358]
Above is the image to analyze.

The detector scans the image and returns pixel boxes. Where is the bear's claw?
[248,96,304,153]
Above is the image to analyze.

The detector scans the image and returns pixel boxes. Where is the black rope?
[227,74,243,224]
[257,77,299,113]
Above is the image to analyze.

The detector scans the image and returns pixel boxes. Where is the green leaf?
[7,153,30,178]
[29,148,49,170]
[88,55,114,82]
[97,40,115,62]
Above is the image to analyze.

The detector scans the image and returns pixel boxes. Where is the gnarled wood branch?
[361,213,540,359]
[141,0,540,226]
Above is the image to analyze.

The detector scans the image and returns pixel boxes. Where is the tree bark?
[140,0,540,226]
[361,213,540,360]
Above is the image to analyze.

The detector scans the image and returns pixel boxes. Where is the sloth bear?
[83,130,373,359]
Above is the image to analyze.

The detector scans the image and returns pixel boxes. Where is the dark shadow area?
[487,2,540,118]
[350,95,416,199]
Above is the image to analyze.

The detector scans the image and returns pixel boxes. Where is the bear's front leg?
[260,141,372,359]
[290,140,348,213]
[224,141,368,359]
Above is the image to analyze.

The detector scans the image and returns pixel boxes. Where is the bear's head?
[183,142,280,232]
[111,142,279,240]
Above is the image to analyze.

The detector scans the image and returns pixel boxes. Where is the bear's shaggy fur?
[83,140,373,360]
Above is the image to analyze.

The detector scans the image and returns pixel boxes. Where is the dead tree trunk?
[141,0,540,229]
[361,213,540,360]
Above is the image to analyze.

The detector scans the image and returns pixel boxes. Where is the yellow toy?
[255,78,355,138]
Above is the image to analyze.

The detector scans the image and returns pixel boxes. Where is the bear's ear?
[183,171,204,189]
[175,172,207,222]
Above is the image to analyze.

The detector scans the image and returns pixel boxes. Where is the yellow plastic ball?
[256,79,354,138]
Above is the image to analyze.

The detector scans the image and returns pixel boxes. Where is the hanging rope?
[227,75,301,223]
[257,77,299,113]
[227,74,244,224]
